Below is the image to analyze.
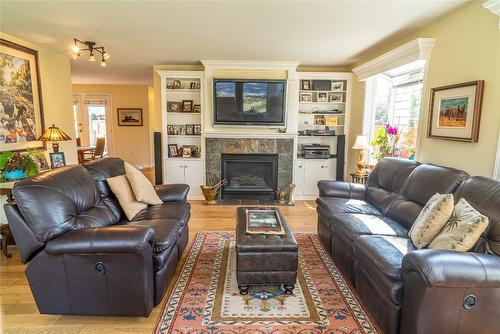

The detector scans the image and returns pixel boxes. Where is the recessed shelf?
[299,113,345,116]
[299,124,345,127]
[299,102,346,104]
[167,111,201,114]
[166,89,200,92]
[165,157,203,161]
[299,90,347,93]
[167,135,201,138]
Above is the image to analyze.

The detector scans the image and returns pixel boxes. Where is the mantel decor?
[428,80,484,142]
[0,38,45,152]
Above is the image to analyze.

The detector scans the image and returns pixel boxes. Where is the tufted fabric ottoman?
[235,207,298,295]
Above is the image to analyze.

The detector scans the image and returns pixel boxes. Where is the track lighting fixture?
[71,38,109,66]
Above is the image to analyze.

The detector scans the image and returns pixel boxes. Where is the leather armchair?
[401,250,500,334]
[317,180,366,200]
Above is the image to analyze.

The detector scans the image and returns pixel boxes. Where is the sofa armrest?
[45,225,155,255]
[402,249,500,288]
[155,184,189,202]
[317,180,366,200]
[399,249,500,334]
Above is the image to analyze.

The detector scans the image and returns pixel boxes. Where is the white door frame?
[72,93,115,156]
[494,128,500,180]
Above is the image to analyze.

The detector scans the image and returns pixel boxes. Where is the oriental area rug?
[154,232,379,334]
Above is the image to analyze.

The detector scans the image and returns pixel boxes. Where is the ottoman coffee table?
[235,207,298,295]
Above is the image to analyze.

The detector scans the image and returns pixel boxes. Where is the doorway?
[73,94,114,155]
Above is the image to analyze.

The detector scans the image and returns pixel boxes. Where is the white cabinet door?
[293,159,305,196]
[303,159,331,196]
[165,160,186,184]
[184,160,203,196]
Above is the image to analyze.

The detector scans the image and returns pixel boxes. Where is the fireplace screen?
[221,153,278,199]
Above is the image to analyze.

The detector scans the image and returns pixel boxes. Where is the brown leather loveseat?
[316,158,500,334]
[4,157,190,317]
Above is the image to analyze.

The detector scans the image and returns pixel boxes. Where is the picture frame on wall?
[168,144,178,157]
[0,38,45,151]
[428,80,484,142]
[49,152,66,169]
[167,101,182,112]
[117,108,143,126]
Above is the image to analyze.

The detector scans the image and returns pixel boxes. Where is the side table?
[350,173,369,185]
[0,181,16,258]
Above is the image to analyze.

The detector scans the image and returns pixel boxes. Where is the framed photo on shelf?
[167,125,174,135]
[180,125,187,135]
[182,100,193,112]
[186,124,194,135]
[167,101,182,112]
[173,80,182,89]
[0,39,45,152]
[167,81,174,89]
[193,104,201,113]
[182,146,192,158]
[117,108,143,126]
[34,153,49,171]
[329,92,344,102]
[299,92,313,102]
[173,125,182,135]
[317,92,328,102]
[49,152,66,169]
[428,80,484,142]
[332,81,345,92]
[301,80,311,90]
[194,124,201,135]
[168,144,179,157]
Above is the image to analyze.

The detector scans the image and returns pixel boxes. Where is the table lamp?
[37,124,72,153]
[352,135,370,176]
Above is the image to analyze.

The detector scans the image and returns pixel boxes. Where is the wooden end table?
[0,181,16,258]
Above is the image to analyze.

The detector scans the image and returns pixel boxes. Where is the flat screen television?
[213,79,286,126]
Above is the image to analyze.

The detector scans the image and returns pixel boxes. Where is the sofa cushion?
[316,197,382,217]
[12,165,120,243]
[127,219,179,253]
[453,176,500,256]
[334,213,409,243]
[409,193,454,249]
[125,162,162,205]
[107,175,147,220]
[401,164,469,206]
[429,198,489,252]
[132,202,191,226]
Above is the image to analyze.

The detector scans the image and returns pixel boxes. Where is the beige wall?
[349,2,500,177]
[72,84,152,167]
[0,33,77,164]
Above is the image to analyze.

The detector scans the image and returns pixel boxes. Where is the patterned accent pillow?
[409,193,454,249]
[428,198,489,252]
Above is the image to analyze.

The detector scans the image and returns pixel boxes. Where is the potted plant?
[0,151,39,182]
[371,124,401,161]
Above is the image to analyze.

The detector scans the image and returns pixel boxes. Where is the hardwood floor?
[0,200,318,333]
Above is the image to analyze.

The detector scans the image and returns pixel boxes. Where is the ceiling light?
[72,38,110,67]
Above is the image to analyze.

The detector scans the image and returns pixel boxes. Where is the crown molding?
[484,0,500,29]
[352,38,436,81]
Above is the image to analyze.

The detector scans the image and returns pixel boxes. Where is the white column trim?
[484,0,500,29]
[352,38,436,81]
[493,128,500,180]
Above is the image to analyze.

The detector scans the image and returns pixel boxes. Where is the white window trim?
[494,128,500,180]
[352,38,435,81]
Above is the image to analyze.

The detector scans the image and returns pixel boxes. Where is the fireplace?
[221,153,278,200]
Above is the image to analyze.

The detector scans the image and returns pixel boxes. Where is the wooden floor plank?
[0,200,317,333]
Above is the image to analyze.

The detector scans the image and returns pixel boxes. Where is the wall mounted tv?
[213,79,286,126]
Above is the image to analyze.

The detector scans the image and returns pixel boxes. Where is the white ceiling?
[0,1,468,85]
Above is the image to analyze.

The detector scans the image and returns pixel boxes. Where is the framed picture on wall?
[428,81,484,142]
[0,39,45,151]
[117,108,143,126]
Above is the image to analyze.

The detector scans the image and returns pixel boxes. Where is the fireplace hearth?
[221,153,278,200]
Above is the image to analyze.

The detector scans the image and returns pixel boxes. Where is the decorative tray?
[245,208,285,235]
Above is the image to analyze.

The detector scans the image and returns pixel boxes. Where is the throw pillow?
[124,162,162,205]
[409,193,454,249]
[428,198,489,252]
[107,174,147,220]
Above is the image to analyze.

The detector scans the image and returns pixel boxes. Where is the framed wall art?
[0,39,45,151]
[428,80,484,142]
[117,108,143,126]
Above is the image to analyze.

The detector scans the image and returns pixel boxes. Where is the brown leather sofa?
[4,158,190,317]
[316,158,500,334]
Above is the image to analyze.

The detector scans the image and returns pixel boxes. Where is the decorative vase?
[287,184,296,206]
[200,186,219,205]
[4,169,26,181]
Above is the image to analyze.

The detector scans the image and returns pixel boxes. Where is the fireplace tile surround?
[205,138,294,196]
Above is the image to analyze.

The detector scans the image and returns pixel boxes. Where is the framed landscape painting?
[117,108,143,126]
[428,80,484,142]
[0,39,45,151]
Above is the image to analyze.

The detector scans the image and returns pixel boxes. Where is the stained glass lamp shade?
[37,124,72,153]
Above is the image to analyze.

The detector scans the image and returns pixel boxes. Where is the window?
[363,60,425,162]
